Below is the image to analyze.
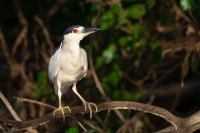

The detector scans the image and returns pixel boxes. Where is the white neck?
[61,38,81,58]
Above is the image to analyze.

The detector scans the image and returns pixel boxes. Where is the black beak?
[83,27,101,33]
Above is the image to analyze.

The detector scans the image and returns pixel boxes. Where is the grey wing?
[48,48,60,83]
[80,48,88,78]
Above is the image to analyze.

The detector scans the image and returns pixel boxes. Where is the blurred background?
[0,0,200,132]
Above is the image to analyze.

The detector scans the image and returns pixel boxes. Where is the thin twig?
[0,91,21,121]
[14,97,56,109]
[48,0,66,16]
[81,118,105,133]
[12,26,28,55]
[0,92,41,133]
[89,0,126,122]
[0,30,15,65]
[68,116,87,132]
[170,0,192,24]
[34,15,54,57]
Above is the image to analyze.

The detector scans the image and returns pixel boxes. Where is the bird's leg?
[53,80,71,121]
[72,83,98,118]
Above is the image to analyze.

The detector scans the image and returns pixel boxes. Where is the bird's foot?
[53,106,71,121]
[83,102,98,119]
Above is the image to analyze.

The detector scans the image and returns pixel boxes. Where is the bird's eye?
[72,28,78,33]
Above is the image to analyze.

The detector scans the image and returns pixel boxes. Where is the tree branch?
[1,100,200,132]
[0,101,179,130]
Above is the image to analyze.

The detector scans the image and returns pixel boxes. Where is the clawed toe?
[53,106,71,121]
[64,106,71,113]
[83,102,98,118]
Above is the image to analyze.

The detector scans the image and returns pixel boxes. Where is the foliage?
[32,70,55,100]
[65,127,79,133]
[180,0,194,11]
[0,0,200,132]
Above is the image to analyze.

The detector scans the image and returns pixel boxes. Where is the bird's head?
[63,25,100,42]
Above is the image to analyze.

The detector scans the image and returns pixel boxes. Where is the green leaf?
[150,37,158,51]
[102,43,116,64]
[126,4,146,19]
[14,101,20,110]
[32,70,52,99]
[107,71,119,87]
[118,36,129,47]
[100,12,115,30]
[111,4,121,15]
[180,0,194,11]
[132,24,141,41]
[95,56,104,69]
[65,127,78,133]
[102,82,111,94]
[112,89,120,100]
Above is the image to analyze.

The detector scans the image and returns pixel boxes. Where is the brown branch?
[79,118,105,133]
[34,15,54,55]
[0,101,180,131]
[0,29,30,81]
[48,0,66,16]
[117,115,141,133]
[170,0,192,24]
[12,26,28,55]
[89,0,126,122]
[67,116,88,132]
[154,111,200,133]
[158,36,200,57]
[0,91,38,133]
[0,30,15,65]
[1,100,200,132]
[89,36,126,123]
[0,91,21,121]
[14,97,56,110]
[14,0,28,26]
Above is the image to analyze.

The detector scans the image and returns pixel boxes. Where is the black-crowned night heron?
[48,25,100,120]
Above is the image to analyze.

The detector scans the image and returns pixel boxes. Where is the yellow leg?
[72,83,98,118]
[53,80,71,121]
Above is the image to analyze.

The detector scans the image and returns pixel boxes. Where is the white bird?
[48,25,100,120]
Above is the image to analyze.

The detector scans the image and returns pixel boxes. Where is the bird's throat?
[61,40,81,58]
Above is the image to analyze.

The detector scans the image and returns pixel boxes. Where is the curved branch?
[0,101,180,131]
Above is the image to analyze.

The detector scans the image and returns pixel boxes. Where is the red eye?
[72,28,78,33]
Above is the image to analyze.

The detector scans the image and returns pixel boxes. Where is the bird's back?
[48,48,61,83]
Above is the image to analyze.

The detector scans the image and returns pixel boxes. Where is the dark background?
[0,0,200,132]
